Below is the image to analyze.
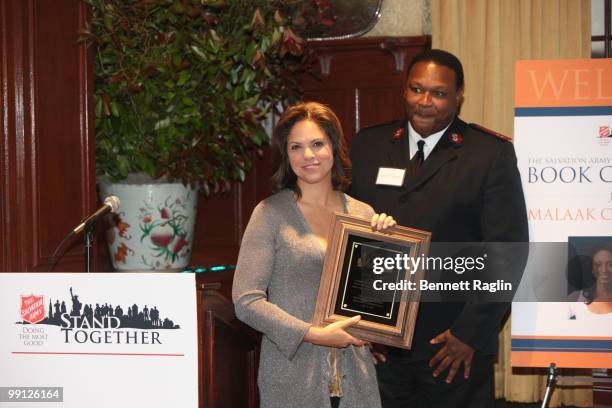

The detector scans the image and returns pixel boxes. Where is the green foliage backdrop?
[80,0,305,195]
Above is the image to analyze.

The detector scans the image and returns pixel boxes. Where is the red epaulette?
[469,123,512,142]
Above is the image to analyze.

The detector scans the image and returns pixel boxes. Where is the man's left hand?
[429,329,474,383]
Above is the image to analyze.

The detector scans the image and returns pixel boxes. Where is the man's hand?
[429,329,474,383]
[368,342,388,365]
[370,213,396,232]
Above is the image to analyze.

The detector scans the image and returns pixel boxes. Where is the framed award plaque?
[313,213,431,349]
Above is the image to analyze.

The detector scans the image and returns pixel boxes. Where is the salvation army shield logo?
[20,295,45,324]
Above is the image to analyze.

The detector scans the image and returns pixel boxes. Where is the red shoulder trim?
[469,123,512,142]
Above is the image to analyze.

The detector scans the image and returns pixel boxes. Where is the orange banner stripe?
[515,59,612,107]
[512,335,612,341]
[511,351,612,368]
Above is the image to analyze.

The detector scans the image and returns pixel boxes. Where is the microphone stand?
[541,363,557,408]
[84,224,94,273]
[48,196,120,272]
[77,198,119,272]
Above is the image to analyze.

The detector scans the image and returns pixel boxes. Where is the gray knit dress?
[232,189,382,408]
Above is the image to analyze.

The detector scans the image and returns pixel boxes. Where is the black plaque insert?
[333,234,413,326]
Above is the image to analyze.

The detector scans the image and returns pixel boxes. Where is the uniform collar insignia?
[392,127,405,141]
[449,132,463,144]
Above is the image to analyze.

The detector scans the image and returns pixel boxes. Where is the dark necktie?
[410,140,425,174]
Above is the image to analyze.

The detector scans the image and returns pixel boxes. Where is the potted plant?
[79,0,305,271]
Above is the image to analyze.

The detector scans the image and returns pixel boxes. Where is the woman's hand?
[304,315,365,348]
[371,213,397,232]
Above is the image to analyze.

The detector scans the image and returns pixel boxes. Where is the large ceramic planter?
[98,176,198,271]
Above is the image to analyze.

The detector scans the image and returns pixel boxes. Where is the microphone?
[72,195,121,235]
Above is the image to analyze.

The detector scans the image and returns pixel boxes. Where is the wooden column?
[0,0,96,272]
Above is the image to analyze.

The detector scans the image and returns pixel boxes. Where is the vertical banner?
[512,59,612,368]
[0,273,198,407]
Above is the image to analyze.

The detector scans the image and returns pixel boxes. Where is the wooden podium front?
[197,273,261,408]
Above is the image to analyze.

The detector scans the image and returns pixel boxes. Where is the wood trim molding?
[0,1,97,271]
[305,36,431,52]
[305,36,431,76]
[77,1,97,268]
[0,0,31,271]
[0,0,8,271]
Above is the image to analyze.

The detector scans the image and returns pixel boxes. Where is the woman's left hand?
[371,213,396,232]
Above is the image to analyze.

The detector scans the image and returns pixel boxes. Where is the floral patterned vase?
[98,177,198,271]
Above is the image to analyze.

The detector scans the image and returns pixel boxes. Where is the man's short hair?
[406,49,464,91]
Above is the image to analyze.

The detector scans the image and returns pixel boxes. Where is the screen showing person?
[567,237,612,317]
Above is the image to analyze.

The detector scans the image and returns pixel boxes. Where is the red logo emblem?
[449,133,463,144]
[599,126,610,138]
[20,295,45,324]
[393,128,405,140]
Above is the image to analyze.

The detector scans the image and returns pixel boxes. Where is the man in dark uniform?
[349,49,528,407]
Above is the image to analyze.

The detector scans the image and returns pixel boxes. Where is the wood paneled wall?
[0,0,429,272]
[190,147,273,268]
[190,37,430,268]
[301,36,430,144]
[0,0,96,272]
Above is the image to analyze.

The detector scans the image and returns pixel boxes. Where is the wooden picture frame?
[313,213,431,349]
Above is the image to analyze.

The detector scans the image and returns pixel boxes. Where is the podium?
[198,274,261,408]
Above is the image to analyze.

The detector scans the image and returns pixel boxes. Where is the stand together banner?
[512,58,612,368]
[0,273,198,407]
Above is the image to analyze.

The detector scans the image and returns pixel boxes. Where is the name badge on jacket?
[376,167,406,187]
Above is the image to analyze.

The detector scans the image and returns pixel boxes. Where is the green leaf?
[94,97,103,118]
[154,117,171,130]
[190,45,207,61]
[110,101,119,117]
[177,71,190,86]
[172,53,182,67]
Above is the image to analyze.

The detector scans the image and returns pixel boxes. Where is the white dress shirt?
[408,121,452,161]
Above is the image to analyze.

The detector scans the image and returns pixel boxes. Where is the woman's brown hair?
[270,102,351,197]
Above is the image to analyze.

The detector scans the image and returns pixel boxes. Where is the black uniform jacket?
[349,116,529,359]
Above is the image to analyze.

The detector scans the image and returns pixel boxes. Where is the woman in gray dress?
[232,102,394,408]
